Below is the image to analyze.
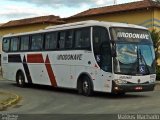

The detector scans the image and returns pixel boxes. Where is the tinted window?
[75,27,91,50]
[93,26,109,53]
[45,32,57,50]
[31,34,43,50]
[93,26,111,72]
[2,38,10,52]
[65,30,73,49]
[20,36,29,51]
[58,32,65,49]
[10,37,20,51]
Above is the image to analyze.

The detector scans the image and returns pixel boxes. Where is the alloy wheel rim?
[18,75,22,85]
[83,81,89,93]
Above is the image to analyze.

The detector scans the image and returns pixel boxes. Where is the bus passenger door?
[93,26,112,92]
[100,43,112,92]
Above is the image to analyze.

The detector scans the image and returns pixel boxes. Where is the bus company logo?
[57,54,83,60]
[117,32,149,39]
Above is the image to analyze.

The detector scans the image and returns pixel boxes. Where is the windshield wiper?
[138,49,150,74]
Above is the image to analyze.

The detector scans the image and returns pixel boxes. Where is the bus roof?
[3,20,147,37]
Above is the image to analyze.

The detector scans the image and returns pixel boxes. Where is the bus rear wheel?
[16,71,25,87]
[78,76,93,96]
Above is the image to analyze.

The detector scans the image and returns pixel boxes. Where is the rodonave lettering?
[57,54,83,60]
[117,32,149,39]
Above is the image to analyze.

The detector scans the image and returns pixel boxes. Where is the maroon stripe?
[45,55,57,87]
[27,54,44,63]
[23,56,33,84]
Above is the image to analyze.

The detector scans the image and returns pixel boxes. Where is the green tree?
[150,29,160,80]
[150,29,160,62]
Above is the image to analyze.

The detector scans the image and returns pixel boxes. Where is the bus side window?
[75,27,91,50]
[2,38,10,52]
[65,30,73,49]
[10,37,20,52]
[20,36,29,51]
[45,32,57,50]
[58,31,65,49]
[31,34,43,51]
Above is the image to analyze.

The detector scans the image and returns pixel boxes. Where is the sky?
[0,0,142,23]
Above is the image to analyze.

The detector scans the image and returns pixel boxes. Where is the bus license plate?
[135,86,143,90]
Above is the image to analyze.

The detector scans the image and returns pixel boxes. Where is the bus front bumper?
[112,82,155,93]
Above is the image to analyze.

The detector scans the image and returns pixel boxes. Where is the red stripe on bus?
[45,55,57,87]
[27,54,44,63]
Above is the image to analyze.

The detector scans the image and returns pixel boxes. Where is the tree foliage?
[150,29,160,60]
[150,29,160,80]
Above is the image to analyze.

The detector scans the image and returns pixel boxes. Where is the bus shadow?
[93,92,150,99]
[12,83,150,99]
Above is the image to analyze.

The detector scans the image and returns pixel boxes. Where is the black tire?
[77,80,83,94]
[16,71,25,87]
[80,76,93,96]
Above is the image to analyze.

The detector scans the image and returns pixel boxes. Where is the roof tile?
[0,15,65,28]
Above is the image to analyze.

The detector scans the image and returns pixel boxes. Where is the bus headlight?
[114,79,127,84]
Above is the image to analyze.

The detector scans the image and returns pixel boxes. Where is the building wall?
[66,9,154,30]
[0,23,55,36]
[153,8,160,31]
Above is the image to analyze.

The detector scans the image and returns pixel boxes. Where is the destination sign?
[111,27,152,43]
[117,32,149,39]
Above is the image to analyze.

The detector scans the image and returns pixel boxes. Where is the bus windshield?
[110,27,156,75]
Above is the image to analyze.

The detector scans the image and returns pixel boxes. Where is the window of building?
[2,38,10,52]
[65,30,73,49]
[31,34,43,51]
[20,36,29,51]
[75,27,91,50]
[10,37,20,52]
[45,32,57,50]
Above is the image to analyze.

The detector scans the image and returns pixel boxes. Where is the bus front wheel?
[78,76,93,96]
[16,71,25,87]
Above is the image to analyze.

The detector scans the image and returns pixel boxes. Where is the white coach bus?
[1,20,156,96]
